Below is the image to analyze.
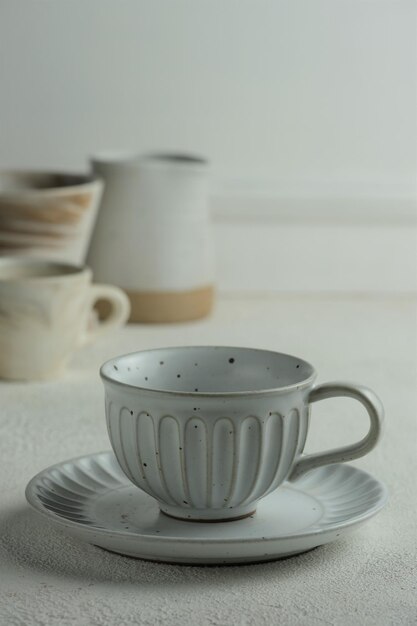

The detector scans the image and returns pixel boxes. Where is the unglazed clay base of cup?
[125,285,215,323]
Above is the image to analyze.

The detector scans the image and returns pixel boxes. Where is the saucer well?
[25,451,387,565]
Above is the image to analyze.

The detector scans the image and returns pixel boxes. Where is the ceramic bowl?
[0,170,103,264]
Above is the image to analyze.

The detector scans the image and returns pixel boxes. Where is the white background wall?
[0,1,416,292]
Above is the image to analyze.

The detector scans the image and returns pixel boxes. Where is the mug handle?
[288,382,384,481]
[80,284,131,346]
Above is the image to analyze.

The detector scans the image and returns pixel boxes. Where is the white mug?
[101,346,384,522]
[0,257,130,380]
[88,153,215,323]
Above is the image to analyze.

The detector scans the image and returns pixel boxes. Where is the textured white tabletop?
[1,294,416,626]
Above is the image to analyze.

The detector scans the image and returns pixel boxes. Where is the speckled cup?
[101,346,384,522]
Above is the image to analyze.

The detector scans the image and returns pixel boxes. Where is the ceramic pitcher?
[87,153,214,323]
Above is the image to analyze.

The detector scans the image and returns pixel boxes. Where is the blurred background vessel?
[88,153,214,323]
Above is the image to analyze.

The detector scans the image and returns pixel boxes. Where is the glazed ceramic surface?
[25,451,388,565]
[0,258,130,380]
[87,153,214,322]
[100,346,384,521]
[0,171,103,264]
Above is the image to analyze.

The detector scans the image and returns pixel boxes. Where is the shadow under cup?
[0,258,130,381]
[101,346,318,522]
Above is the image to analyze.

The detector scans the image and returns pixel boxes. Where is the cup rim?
[0,257,91,282]
[91,151,209,172]
[0,169,103,197]
[143,152,208,166]
[100,346,317,397]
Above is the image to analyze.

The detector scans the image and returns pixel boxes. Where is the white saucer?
[25,451,387,565]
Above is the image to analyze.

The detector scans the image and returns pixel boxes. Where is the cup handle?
[80,284,131,346]
[288,382,384,481]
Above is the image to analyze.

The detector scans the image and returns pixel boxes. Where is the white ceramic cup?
[0,257,130,380]
[101,346,384,522]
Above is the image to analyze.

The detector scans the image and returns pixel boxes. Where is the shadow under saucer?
[0,506,340,585]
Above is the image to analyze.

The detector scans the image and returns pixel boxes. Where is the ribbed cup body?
[104,385,310,521]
